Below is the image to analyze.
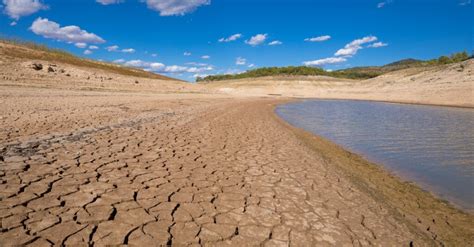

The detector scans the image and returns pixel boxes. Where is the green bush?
[438,56,452,64]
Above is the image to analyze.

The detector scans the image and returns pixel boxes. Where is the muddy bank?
[271,100,474,246]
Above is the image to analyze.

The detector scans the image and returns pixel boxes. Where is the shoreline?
[270,99,474,245]
[287,96,474,109]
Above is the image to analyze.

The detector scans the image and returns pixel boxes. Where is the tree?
[438,56,451,64]
[451,51,469,62]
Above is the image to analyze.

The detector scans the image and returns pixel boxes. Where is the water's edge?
[268,99,474,245]
[274,99,474,214]
[288,96,474,109]
[272,99,473,214]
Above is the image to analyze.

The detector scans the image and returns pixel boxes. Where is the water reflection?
[276,100,474,211]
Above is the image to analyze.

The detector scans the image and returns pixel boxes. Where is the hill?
[0,39,198,93]
[197,52,470,82]
[0,39,178,81]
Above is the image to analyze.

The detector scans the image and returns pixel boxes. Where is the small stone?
[31,63,43,71]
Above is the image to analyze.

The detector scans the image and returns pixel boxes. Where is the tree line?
[196,51,471,82]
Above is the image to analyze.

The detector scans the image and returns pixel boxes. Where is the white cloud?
[184,51,192,56]
[106,45,119,52]
[377,0,393,8]
[268,40,282,46]
[96,0,122,5]
[75,42,87,49]
[89,45,99,50]
[30,18,105,44]
[83,49,93,55]
[163,65,188,73]
[185,66,213,73]
[368,42,388,48]
[10,21,17,26]
[303,57,347,67]
[151,53,158,57]
[193,73,213,78]
[149,62,166,71]
[245,34,267,46]
[224,69,243,75]
[218,33,242,42]
[304,35,331,42]
[248,64,255,68]
[186,62,207,66]
[124,60,148,67]
[113,58,125,63]
[121,48,135,53]
[120,59,213,74]
[2,0,47,20]
[144,0,210,16]
[236,57,246,65]
[201,55,210,59]
[303,35,383,68]
[334,35,377,57]
[459,0,471,5]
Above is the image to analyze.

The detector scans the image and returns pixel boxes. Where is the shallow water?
[276,100,474,211]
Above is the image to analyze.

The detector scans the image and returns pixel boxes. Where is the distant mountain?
[338,59,424,75]
[384,58,423,67]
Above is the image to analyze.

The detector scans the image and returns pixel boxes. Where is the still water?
[276,100,474,211]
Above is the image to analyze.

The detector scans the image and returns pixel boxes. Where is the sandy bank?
[202,59,474,108]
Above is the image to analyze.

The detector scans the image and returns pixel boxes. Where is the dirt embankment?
[202,59,474,107]
[0,42,201,93]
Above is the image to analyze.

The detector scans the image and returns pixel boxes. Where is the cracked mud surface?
[0,87,470,246]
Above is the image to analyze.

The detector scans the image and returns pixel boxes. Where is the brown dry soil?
[1,87,473,246]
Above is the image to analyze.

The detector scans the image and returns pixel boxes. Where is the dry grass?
[0,38,180,81]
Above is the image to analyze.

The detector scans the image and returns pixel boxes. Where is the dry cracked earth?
[1,87,432,246]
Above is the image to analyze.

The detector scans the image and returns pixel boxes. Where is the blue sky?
[0,0,472,81]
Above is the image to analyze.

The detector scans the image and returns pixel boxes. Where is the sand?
[1,43,473,245]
